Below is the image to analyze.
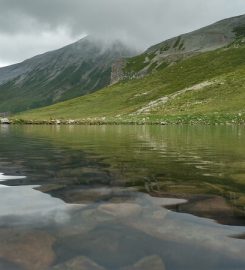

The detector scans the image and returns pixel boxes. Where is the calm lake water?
[0,125,244,270]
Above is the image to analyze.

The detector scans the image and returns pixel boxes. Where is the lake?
[0,125,244,270]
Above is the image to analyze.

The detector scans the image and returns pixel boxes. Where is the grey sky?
[0,0,245,67]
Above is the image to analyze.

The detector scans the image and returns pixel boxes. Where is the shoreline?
[2,116,245,126]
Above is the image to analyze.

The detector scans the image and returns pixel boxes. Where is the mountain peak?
[119,13,245,80]
[147,13,245,54]
[0,36,138,113]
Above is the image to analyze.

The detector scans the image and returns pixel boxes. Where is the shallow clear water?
[0,125,244,270]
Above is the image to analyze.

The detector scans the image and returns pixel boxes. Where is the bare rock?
[110,59,126,85]
[0,118,10,124]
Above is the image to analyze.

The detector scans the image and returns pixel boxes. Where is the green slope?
[16,44,245,123]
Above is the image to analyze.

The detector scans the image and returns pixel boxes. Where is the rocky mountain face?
[118,14,245,80]
[0,36,137,113]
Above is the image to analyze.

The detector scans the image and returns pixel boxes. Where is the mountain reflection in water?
[0,125,244,270]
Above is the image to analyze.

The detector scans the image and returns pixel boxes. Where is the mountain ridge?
[119,14,245,80]
[147,14,245,53]
[0,36,138,113]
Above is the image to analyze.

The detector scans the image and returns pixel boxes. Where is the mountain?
[0,36,137,113]
[116,14,245,80]
[16,44,245,123]
[16,14,245,123]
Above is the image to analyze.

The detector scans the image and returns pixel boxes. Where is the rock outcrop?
[110,59,126,85]
[0,118,11,124]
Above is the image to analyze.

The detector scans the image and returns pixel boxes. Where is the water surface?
[0,125,244,270]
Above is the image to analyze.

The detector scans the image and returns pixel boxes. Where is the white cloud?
[0,27,82,66]
[0,61,11,68]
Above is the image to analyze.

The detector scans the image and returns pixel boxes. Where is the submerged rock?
[0,229,55,270]
[52,256,105,270]
[171,195,240,225]
[98,203,142,218]
[121,255,166,270]
[0,259,21,270]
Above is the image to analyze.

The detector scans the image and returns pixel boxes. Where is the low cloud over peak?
[0,0,245,66]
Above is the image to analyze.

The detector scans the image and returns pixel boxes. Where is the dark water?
[0,125,244,270]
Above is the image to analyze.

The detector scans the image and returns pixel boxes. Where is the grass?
[15,45,245,123]
[233,26,245,38]
[123,53,150,74]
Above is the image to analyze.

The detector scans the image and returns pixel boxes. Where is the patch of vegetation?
[160,43,171,52]
[147,52,156,60]
[147,62,158,73]
[156,62,169,70]
[173,36,182,49]
[123,53,149,74]
[178,41,185,50]
[233,26,245,38]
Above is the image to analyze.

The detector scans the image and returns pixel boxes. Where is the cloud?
[0,0,245,66]
[0,28,80,66]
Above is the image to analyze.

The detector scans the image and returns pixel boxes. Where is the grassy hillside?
[16,44,245,124]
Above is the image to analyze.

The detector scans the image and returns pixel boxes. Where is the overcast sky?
[0,0,245,67]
